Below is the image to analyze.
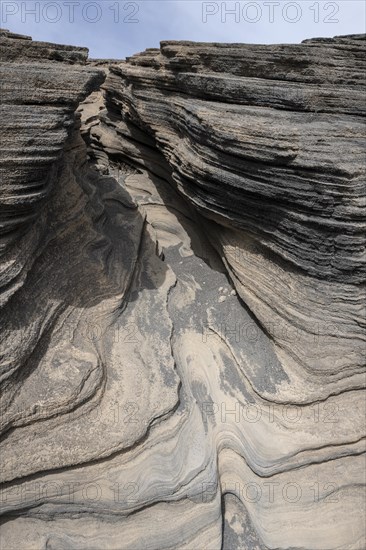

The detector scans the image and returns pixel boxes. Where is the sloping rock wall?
[0,30,365,550]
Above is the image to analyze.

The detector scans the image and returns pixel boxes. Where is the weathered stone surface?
[0,31,365,550]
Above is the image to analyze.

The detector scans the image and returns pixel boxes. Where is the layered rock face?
[0,30,365,550]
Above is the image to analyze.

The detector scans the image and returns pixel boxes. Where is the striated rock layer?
[0,30,365,550]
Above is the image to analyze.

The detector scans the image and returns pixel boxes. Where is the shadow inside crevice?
[0,129,170,438]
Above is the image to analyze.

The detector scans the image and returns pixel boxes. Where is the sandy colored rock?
[0,30,365,550]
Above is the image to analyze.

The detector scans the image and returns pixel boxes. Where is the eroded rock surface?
[0,30,365,550]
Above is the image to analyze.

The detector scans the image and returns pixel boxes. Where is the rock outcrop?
[0,30,365,550]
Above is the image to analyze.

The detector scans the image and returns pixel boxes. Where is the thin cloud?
[0,0,365,58]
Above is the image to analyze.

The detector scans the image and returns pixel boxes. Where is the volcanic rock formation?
[0,29,365,549]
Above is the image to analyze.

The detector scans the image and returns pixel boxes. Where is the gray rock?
[0,31,365,550]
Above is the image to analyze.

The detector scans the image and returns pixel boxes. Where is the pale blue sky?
[1,0,365,58]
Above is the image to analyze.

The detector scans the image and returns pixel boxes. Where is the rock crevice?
[0,30,365,550]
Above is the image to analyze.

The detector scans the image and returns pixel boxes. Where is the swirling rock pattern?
[0,30,365,550]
